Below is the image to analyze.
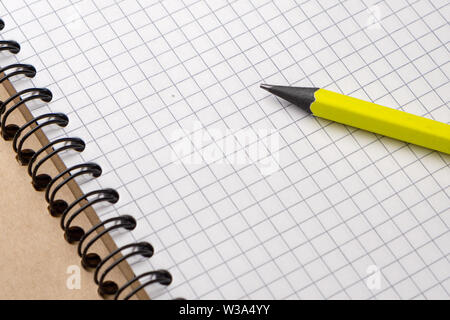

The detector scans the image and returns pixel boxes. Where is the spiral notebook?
[0,0,449,300]
[0,96,131,300]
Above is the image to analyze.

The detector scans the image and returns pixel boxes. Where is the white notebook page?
[1,0,449,299]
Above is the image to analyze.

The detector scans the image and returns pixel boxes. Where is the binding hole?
[123,215,137,230]
[2,124,19,141]
[32,173,52,191]
[10,44,20,54]
[64,226,85,244]
[98,281,119,297]
[141,242,154,258]
[82,253,102,270]
[16,149,35,166]
[48,199,68,217]
[159,271,174,285]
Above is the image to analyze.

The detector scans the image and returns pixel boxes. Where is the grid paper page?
[1,0,449,299]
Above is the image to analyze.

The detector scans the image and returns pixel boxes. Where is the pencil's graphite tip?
[260,83,272,91]
[258,84,318,114]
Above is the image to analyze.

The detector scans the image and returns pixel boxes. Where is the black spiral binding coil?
[0,18,174,300]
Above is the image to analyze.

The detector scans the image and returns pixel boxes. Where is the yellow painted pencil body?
[312,89,450,154]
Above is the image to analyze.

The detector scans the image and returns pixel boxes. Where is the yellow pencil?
[261,84,450,154]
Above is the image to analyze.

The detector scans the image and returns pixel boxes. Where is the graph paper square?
[1,0,449,300]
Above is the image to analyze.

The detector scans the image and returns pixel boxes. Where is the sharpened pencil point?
[259,84,319,113]
[260,84,272,91]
